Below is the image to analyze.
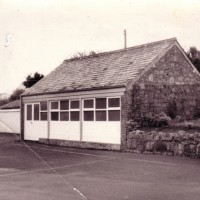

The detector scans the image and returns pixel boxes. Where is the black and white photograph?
[0,0,200,199]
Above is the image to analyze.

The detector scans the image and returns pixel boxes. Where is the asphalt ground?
[0,133,200,200]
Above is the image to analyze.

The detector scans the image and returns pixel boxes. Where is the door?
[24,103,48,141]
[82,97,121,144]
[49,100,80,141]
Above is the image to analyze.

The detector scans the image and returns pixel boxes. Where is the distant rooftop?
[0,99,20,110]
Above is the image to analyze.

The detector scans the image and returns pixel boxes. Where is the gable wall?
[131,45,200,121]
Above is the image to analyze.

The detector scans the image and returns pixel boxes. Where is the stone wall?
[121,90,132,150]
[123,44,200,152]
[131,84,200,121]
[126,129,200,158]
[131,44,200,121]
[139,45,200,85]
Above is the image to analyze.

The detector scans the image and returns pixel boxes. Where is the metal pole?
[124,29,127,49]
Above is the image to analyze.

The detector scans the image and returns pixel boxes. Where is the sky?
[1,0,200,94]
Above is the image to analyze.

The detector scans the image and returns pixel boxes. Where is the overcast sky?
[1,0,200,94]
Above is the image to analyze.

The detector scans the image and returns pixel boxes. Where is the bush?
[166,100,177,119]
[139,112,171,127]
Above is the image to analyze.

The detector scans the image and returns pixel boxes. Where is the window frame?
[82,97,121,122]
[60,100,69,111]
[26,103,43,121]
[50,101,60,121]
[60,100,69,121]
[40,101,48,121]
[83,98,95,121]
[26,104,33,121]
[107,97,121,121]
[69,100,80,121]
[95,98,107,121]
[33,103,40,121]
[50,100,80,122]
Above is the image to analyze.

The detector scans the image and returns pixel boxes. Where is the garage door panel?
[50,122,80,141]
[82,122,120,144]
[24,121,48,141]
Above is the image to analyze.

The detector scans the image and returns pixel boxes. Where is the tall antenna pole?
[124,29,127,49]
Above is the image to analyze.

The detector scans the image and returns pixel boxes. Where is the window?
[60,100,69,110]
[108,97,120,121]
[50,100,80,121]
[96,111,106,121]
[60,112,69,121]
[70,100,80,121]
[40,101,47,111]
[27,105,32,120]
[40,101,47,121]
[70,100,79,109]
[50,101,59,121]
[84,99,93,108]
[34,104,39,121]
[51,112,59,121]
[41,112,47,121]
[96,98,106,109]
[27,102,48,121]
[51,101,59,110]
[95,98,107,121]
[108,98,120,107]
[83,97,120,121]
[70,111,80,121]
[84,111,94,121]
[83,99,94,121]
[108,110,120,121]
[60,100,69,121]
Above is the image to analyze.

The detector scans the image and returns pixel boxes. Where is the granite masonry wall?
[122,45,200,152]
[131,84,200,121]
[126,129,200,157]
[121,90,132,150]
[132,45,200,121]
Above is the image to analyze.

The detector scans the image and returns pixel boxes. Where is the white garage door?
[82,97,121,144]
[24,96,121,144]
[49,100,80,141]
[24,102,48,141]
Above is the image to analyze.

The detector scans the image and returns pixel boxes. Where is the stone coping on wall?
[39,138,121,151]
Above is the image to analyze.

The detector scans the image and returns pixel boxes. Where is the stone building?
[20,38,200,150]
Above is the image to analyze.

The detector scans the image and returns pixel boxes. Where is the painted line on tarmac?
[0,157,115,178]
[125,158,177,166]
[29,146,112,158]
[11,141,91,200]
[10,143,112,158]
[0,186,78,198]
[26,146,178,166]
[10,143,177,166]
[73,187,87,200]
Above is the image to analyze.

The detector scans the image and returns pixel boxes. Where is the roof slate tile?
[23,38,176,96]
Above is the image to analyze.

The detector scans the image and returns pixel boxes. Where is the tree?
[23,72,44,88]
[187,47,200,73]
[70,51,99,60]
[71,52,87,59]
[9,88,25,102]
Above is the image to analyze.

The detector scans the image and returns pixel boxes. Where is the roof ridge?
[64,37,177,63]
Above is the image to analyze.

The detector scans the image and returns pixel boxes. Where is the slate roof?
[0,99,20,110]
[23,38,177,96]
